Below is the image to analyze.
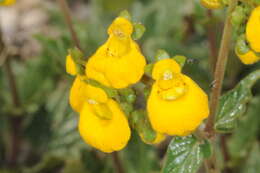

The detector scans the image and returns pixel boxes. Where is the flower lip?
[157,71,188,101]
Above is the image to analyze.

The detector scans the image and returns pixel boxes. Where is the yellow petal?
[246,6,260,53]
[200,0,222,9]
[147,75,209,136]
[69,77,108,113]
[79,99,131,153]
[86,38,146,89]
[0,0,16,6]
[66,55,77,76]
[236,49,260,65]
[152,59,181,80]
[108,17,133,37]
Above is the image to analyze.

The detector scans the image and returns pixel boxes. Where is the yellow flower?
[147,59,209,136]
[200,0,222,9]
[66,55,77,76]
[79,99,131,153]
[69,76,108,113]
[86,17,146,89]
[70,76,131,152]
[236,49,260,65]
[246,6,260,53]
[0,0,15,6]
[140,132,166,145]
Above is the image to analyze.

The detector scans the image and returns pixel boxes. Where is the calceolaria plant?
[64,0,260,170]
[66,12,210,153]
[2,0,260,172]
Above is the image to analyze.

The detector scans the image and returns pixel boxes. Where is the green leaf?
[162,135,204,173]
[215,70,260,133]
[132,23,146,40]
[200,140,212,159]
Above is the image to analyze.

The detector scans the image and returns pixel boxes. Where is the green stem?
[204,0,238,172]
[205,0,238,139]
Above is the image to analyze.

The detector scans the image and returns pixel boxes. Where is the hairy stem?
[204,0,238,173]
[57,0,82,50]
[205,0,238,138]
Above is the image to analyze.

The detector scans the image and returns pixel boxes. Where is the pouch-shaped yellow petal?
[147,75,209,136]
[236,50,260,65]
[69,77,108,113]
[86,17,146,89]
[152,59,181,80]
[246,6,260,53]
[0,0,15,5]
[86,39,146,89]
[79,99,131,153]
[66,55,77,76]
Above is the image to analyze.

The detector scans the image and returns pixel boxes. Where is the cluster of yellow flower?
[66,16,209,153]
[201,1,260,65]
[0,0,15,6]
[236,6,260,64]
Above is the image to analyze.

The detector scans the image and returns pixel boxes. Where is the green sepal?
[155,49,170,62]
[119,10,132,21]
[143,87,151,100]
[119,88,136,104]
[231,6,246,28]
[235,35,250,55]
[144,64,154,77]
[130,110,156,143]
[68,47,85,66]
[172,55,187,68]
[132,23,146,40]
[84,79,119,100]
[75,64,85,76]
[120,102,134,117]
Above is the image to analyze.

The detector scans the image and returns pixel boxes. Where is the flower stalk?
[204,0,238,172]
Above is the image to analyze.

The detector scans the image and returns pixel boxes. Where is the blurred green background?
[0,0,260,173]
